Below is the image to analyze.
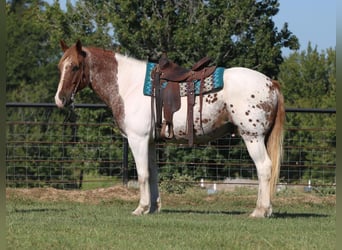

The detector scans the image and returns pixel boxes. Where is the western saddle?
[151,53,216,146]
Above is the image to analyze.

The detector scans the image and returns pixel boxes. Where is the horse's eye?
[72,66,79,72]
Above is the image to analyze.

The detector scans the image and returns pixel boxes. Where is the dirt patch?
[274,192,336,206]
[6,185,139,205]
[6,184,336,207]
[202,178,259,191]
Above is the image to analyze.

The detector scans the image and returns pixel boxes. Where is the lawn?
[6,186,336,250]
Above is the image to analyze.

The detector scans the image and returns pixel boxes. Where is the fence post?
[122,137,129,186]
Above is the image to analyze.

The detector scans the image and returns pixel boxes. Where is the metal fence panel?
[6,103,336,188]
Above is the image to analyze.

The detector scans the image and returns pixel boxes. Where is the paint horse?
[55,40,285,218]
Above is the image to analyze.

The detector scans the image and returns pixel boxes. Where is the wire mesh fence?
[6,103,336,189]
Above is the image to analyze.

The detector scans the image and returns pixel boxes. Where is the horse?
[55,40,285,218]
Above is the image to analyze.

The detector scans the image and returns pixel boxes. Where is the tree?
[6,0,58,102]
[106,0,298,77]
[7,0,299,101]
[53,0,299,77]
[278,44,336,183]
[6,0,110,187]
[279,43,336,109]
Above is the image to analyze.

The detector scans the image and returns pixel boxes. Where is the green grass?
[6,187,336,250]
[80,173,121,190]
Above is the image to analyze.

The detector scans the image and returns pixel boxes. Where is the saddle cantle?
[151,54,217,146]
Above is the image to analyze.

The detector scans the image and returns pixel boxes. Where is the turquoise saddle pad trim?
[143,62,225,96]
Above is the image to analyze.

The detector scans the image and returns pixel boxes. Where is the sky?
[273,0,336,56]
[53,0,336,56]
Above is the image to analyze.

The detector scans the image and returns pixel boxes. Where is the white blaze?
[55,58,71,108]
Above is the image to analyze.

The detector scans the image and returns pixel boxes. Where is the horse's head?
[55,40,89,108]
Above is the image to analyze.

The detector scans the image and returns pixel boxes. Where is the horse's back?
[224,67,275,96]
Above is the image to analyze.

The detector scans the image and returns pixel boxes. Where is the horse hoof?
[150,198,162,213]
[132,209,143,216]
[132,206,149,216]
[249,207,272,218]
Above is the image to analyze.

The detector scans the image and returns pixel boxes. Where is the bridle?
[63,61,86,124]
[70,78,80,110]
[70,61,86,109]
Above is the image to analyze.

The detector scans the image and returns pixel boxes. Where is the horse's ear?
[76,40,86,57]
[60,40,69,52]
[76,40,82,54]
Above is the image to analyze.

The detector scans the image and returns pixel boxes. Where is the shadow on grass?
[13,208,67,213]
[272,212,329,219]
[161,209,246,215]
[161,209,330,218]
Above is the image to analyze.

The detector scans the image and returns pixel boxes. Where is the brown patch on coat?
[178,130,187,136]
[205,93,219,104]
[256,100,276,126]
[256,101,273,113]
[212,103,231,129]
[84,47,125,130]
[202,118,209,124]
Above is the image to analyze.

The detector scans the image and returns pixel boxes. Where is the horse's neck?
[85,49,146,130]
[114,53,147,95]
[87,49,146,100]
[85,47,118,106]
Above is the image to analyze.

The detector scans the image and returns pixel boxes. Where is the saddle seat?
[152,54,217,146]
[159,54,216,82]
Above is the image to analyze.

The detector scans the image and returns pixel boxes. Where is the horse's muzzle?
[55,93,72,108]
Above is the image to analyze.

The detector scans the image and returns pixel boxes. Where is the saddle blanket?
[143,62,225,97]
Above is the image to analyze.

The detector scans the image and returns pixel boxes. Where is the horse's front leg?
[128,136,152,215]
[148,142,161,213]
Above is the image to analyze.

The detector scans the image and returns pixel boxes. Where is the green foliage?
[312,186,336,196]
[159,173,195,194]
[6,107,78,188]
[279,44,336,109]
[160,144,226,178]
[279,44,336,184]
[6,105,126,188]
[109,0,298,76]
[6,1,60,102]
[5,0,299,102]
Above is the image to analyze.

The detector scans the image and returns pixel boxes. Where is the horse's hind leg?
[243,137,273,218]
